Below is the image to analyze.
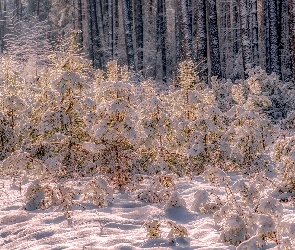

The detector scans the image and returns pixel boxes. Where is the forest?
[0,0,295,250]
[0,0,294,82]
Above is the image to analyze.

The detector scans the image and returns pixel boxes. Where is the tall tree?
[89,0,102,68]
[181,0,194,59]
[207,0,221,78]
[238,0,252,75]
[122,0,135,71]
[114,0,119,59]
[289,0,295,75]
[252,0,259,66]
[97,0,107,64]
[108,0,114,59]
[134,0,143,71]
[265,0,271,73]
[175,0,182,66]
[268,0,281,75]
[156,0,167,82]
[195,0,207,79]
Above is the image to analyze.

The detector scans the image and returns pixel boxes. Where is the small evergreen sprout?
[24,179,46,211]
[191,190,209,212]
[143,220,161,239]
[191,189,222,214]
[167,220,188,243]
[83,177,114,207]
[220,212,249,246]
[165,190,186,208]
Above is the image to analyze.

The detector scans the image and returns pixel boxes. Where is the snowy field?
[0,173,291,250]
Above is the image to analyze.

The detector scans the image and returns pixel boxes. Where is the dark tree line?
[1,0,295,82]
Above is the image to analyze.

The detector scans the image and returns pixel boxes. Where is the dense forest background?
[0,0,294,83]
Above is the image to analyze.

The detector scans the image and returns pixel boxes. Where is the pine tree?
[289,0,295,76]
[196,0,207,79]
[238,0,252,75]
[134,0,144,71]
[122,0,136,71]
[252,0,259,66]
[268,0,281,76]
[181,0,194,59]
[207,0,221,78]
[156,0,167,82]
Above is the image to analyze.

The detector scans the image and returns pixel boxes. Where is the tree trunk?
[121,0,136,71]
[196,0,207,79]
[77,0,83,46]
[97,0,106,65]
[265,0,271,73]
[114,0,119,59]
[135,0,144,71]
[108,0,114,59]
[175,0,182,66]
[252,0,259,66]
[89,0,102,68]
[269,0,281,75]
[157,0,167,82]
[207,0,222,78]
[181,0,194,59]
[289,0,295,76]
[232,3,239,56]
[277,0,282,74]
[238,0,252,75]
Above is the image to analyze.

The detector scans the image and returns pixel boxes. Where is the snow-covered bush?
[143,220,188,243]
[83,177,113,206]
[84,60,140,190]
[272,135,295,200]
[27,32,93,178]
[143,220,162,239]
[167,220,188,243]
[197,166,286,248]
[138,167,175,203]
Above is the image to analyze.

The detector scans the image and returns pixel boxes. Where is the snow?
[0,174,288,249]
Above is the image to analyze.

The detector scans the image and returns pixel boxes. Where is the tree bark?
[238,0,252,75]
[197,0,207,61]
[207,0,222,78]
[252,0,259,66]
[89,0,102,68]
[121,0,136,71]
[175,0,182,66]
[269,0,281,75]
[289,0,295,76]
[181,0,194,59]
[114,0,119,59]
[196,0,207,79]
[157,0,167,82]
[108,0,114,59]
[135,0,144,71]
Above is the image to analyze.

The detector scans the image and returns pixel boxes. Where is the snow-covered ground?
[0,174,288,250]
